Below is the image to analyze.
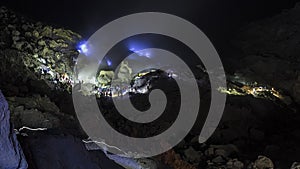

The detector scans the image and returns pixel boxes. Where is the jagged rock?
[0,90,28,169]
[212,156,226,164]
[247,162,255,169]
[233,3,300,105]
[158,150,197,169]
[214,149,227,158]
[8,95,60,113]
[0,6,81,95]
[17,109,60,128]
[97,70,115,86]
[37,95,60,113]
[7,95,62,128]
[8,96,39,109]
[9,105,24,126]
[226,159,244,169]
[32,30,39,38]
[235,3,300,59]
[205,147,215,157]
[211,144,239,158]
[116,61,132,83]
[253,156,274,169]
[137,158,158,169]
[291,162,300,169]
[40,26,52,37]
[184,146,202,163]
[38,39,46,46]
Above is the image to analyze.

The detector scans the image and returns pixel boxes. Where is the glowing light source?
[145,52,151,58]
[77,41,89,55]
[129,47,152,58]
[137,51,143,56]
[107,59,112,66]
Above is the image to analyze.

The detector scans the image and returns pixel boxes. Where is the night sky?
[1,0,300,64]
[1,0,299,38]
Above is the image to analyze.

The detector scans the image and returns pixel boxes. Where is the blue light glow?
[107,59,112,66]
[128,42,153,59]
[131,50,152,58]
[77,41,89,55]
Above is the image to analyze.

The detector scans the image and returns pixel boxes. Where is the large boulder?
[0,90,28,169]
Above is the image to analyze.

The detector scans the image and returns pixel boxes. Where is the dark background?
[1,1,300,168]
[1,0,300,70]
[1,0,299,41]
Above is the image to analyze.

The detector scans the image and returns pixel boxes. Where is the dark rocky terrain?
[0,3,300,169]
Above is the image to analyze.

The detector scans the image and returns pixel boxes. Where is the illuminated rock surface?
[0,90,28,169]
[0,6,80,95]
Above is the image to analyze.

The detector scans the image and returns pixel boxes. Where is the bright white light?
[145,52,151,58]
[80,44,88,53]
[77,42,89,55]
[107,60,112,66]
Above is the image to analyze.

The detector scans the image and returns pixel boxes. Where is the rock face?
[291,162,300,169]
[0,6,81,97]
[235,3,300,61]
[233,2,300,105]
[7,95,63,129]
[253,156,274,169]
[0,6,81,132]
[0,90,28,169]
[116,61,132,83]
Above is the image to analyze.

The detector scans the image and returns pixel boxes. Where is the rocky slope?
[0,6,80,96]
[233,2,300,105]
[0,5,82,132]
